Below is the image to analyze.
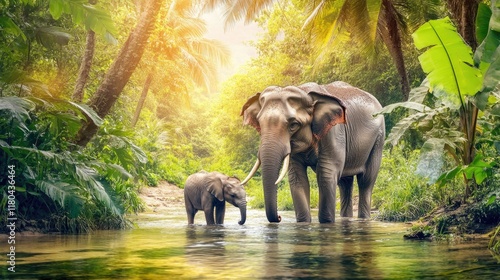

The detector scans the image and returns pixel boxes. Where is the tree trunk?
[446,0,480,198]
[72,30,95,102]
[446,0,479,51]
[380,0,410,101]
[131,70,154,127]
[75,0,163,146]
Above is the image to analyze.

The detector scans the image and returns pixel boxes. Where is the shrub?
[373,146,436,221]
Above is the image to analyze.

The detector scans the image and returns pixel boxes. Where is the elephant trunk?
[259,136,289,223]
[238,203,247,225]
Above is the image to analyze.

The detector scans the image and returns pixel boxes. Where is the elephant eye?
[289,121,301,132]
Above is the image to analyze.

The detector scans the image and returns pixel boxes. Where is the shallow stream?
[1,206,498,279]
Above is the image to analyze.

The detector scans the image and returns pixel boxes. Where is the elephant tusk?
[275,154,290,185]
[241,158,261,185]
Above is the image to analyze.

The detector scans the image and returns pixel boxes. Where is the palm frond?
[408,78,430,103]
[190,38,232,67]
[199,0,232,13]
[171,17,207,39]
[303,0,326,30]
[75,165,124,216]
[35,180,85,218]
[224,0,274,27]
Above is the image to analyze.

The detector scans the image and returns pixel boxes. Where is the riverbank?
[138,181,185,212]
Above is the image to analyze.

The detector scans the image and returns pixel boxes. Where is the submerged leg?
[338,176,354,217]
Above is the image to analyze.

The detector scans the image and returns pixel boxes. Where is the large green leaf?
[35,26,72,48]
[463,155,494,184]
[482,47,500,93]
[0,97,35,129]
[0,70,51,96]
[408,79,430,103]
[376,101,431,115]
[49,0,65,20]
[48,0,117,40]
[68,101,103,127]
[74,165,123,216]
[0,16,27,41]
[475,0,500,65]
[43,111,82,137]
[476,3,493,44]
[385,111,429,147]
[412,17,483,106]
[35,180,85,218]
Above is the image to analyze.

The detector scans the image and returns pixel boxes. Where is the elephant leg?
[338,176,354,217]
[215,202,226,224]
[188,209,198,224]
[316,134,345,223]
[185,200,197,224]
[316,159,343,223]
[289,158,311,222]
[356,137,384,219]
[204,206,216,225]
[356,174,374,219]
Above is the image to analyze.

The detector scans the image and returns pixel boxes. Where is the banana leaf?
[412,17,483,107]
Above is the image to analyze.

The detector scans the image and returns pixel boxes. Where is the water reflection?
[0,208,498,279]
[257,221,379,279]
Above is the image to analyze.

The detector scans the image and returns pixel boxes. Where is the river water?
[1,206,499,279]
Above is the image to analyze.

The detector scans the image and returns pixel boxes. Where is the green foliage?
[380,5,500,196]
[0,95,147,232]
[2,0,496,236]
[412,17,483,103]
[373,146,439,221]
[48,0,117,41]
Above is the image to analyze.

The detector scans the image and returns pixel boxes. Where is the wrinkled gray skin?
[184,171,247,225]
[241,82,385,223]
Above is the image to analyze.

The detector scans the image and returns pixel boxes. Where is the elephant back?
[299,81,381,110]
[184,172,205,189]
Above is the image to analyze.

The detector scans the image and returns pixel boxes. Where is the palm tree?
[72,30,95,102]
[202,0,442,101]
[302,0,443,101]
[75,0,163,146]
[130,0,230,127]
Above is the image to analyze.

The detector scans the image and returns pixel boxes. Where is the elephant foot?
[295,215,312,223]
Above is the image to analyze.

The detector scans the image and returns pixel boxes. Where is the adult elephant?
[240,82,385,223]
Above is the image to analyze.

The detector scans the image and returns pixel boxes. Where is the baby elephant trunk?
[238,203,247,225]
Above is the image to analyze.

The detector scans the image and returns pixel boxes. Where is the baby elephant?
[184,171,247,225]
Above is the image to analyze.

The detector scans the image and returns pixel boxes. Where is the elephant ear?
[207,177,224,201]
[241,93,261,132]
[299,82,347,141]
